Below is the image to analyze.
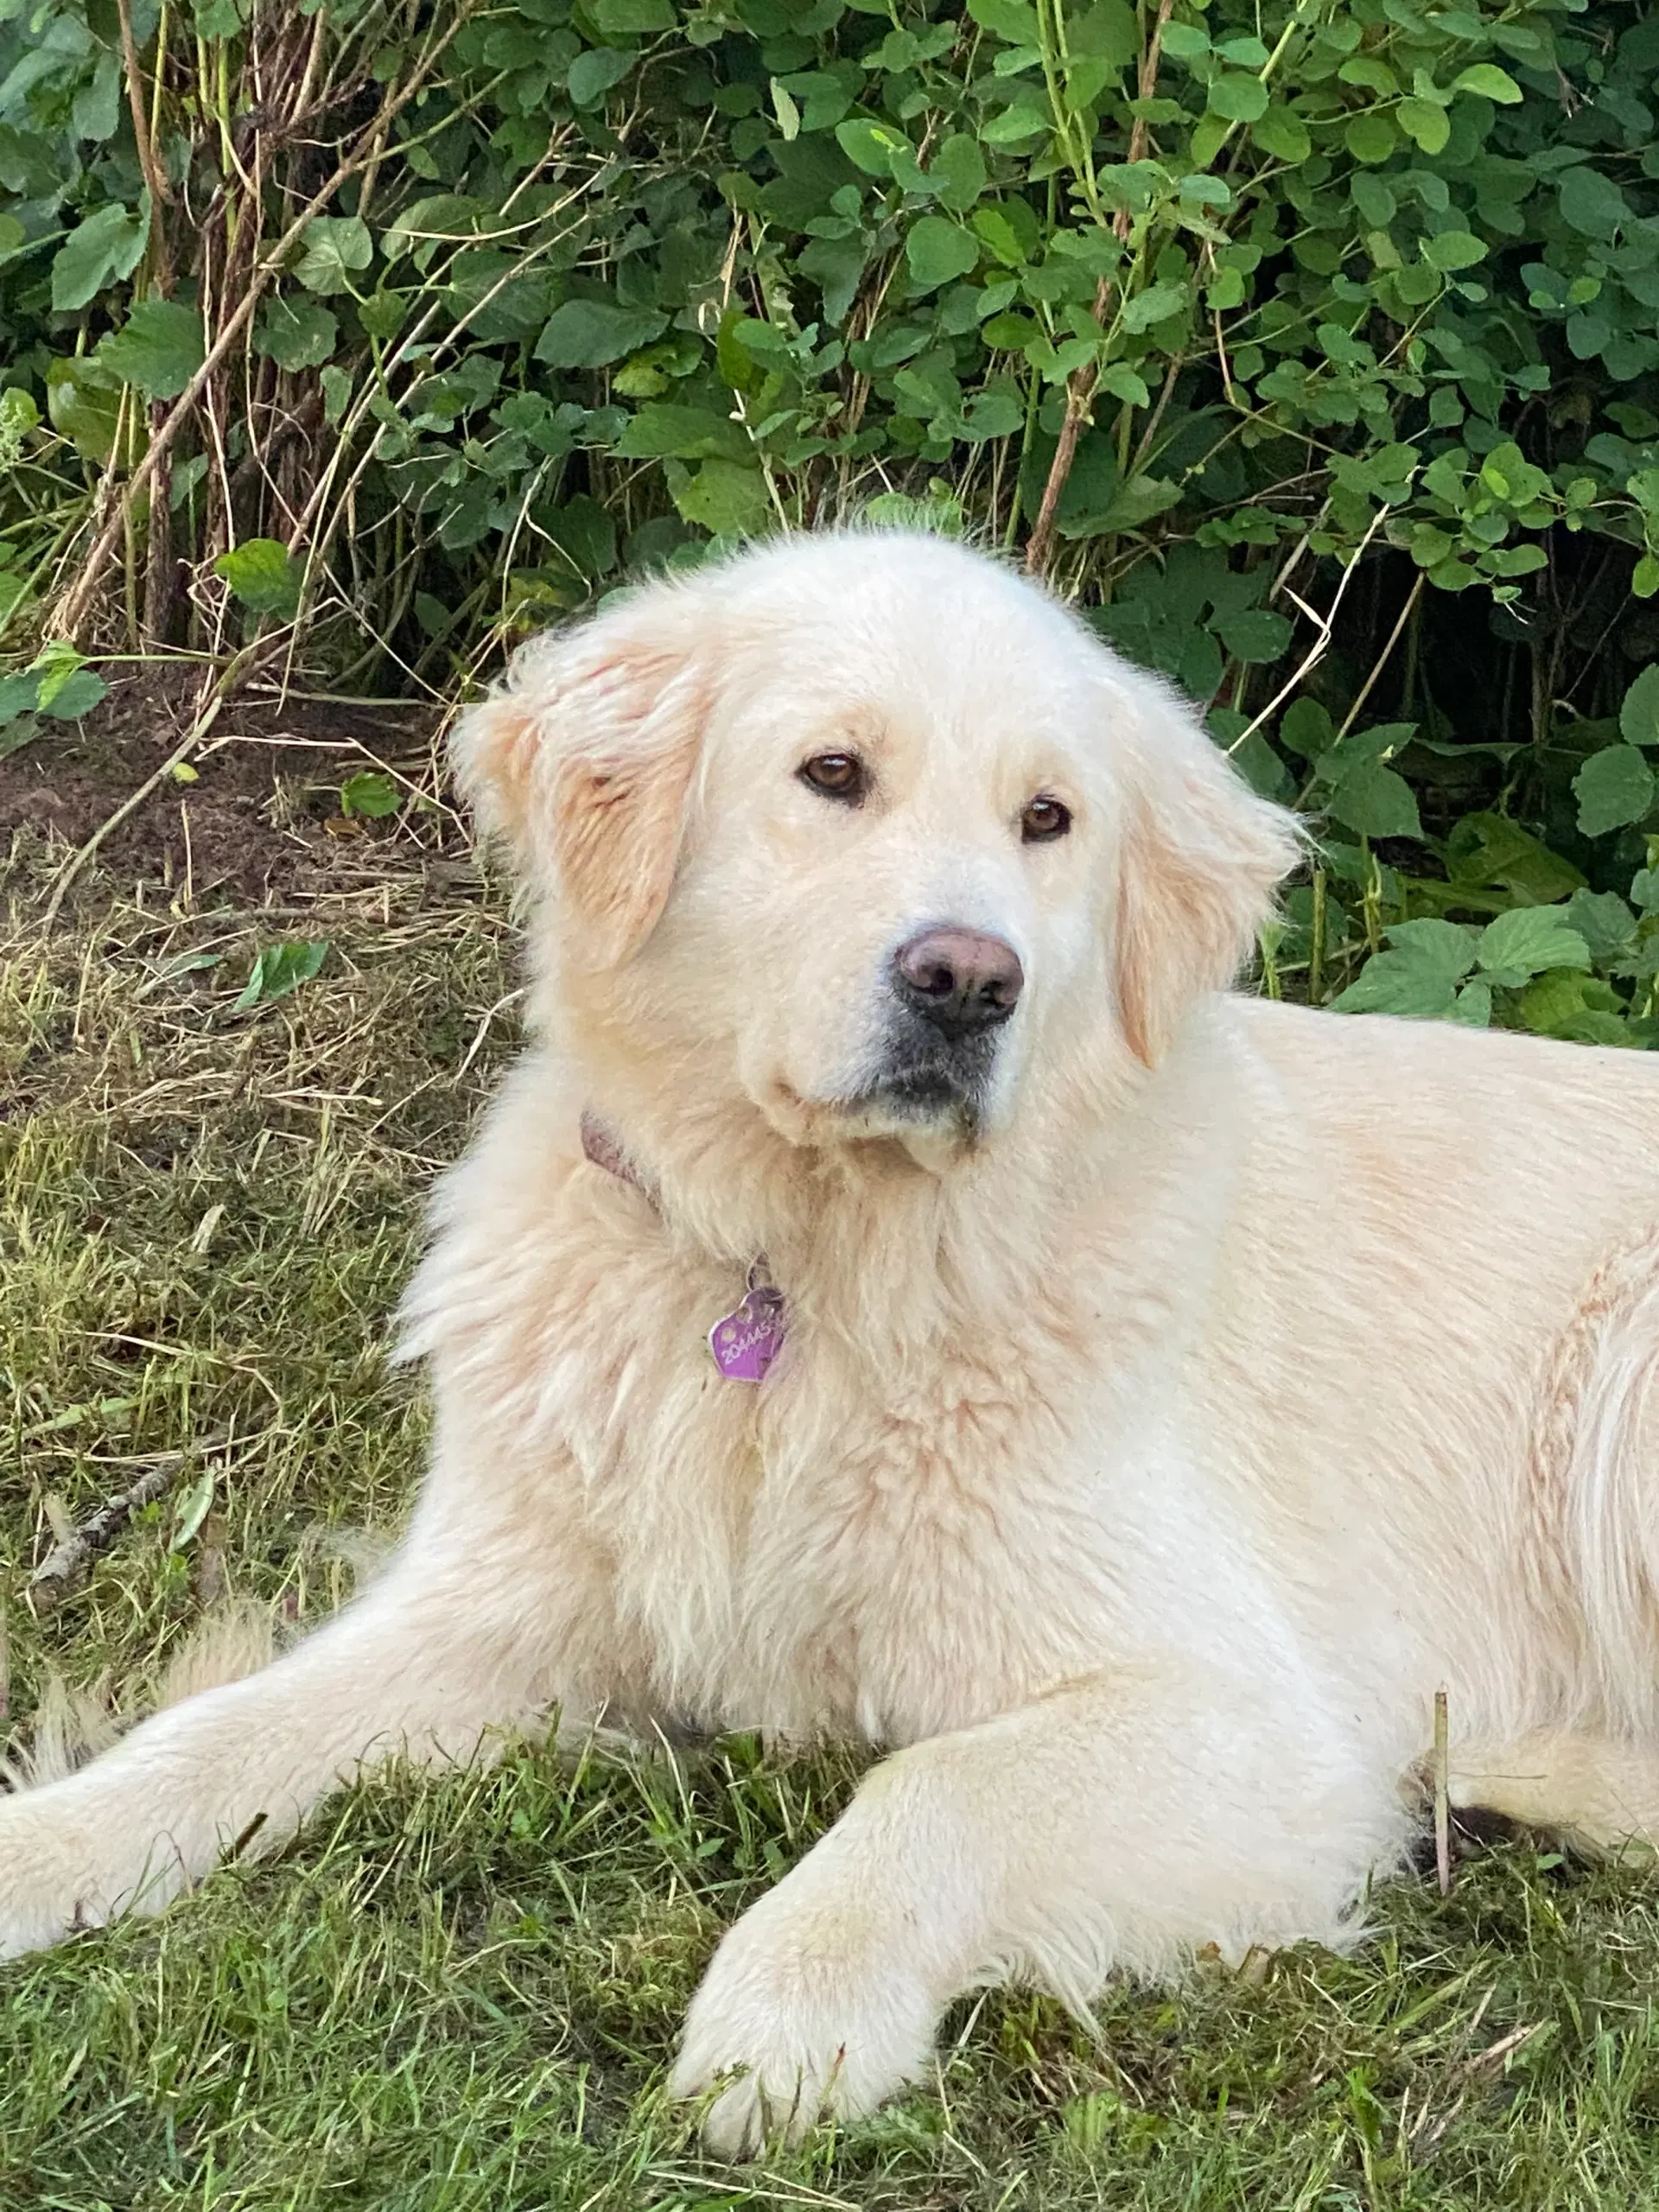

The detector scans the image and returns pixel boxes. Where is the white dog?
[7,529,1659,2154]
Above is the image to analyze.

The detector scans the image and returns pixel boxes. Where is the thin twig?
[1433,1686,1452,1898]
[117,0,173,209]
[1228,504,1389,755]
[1336,569,1426,741]
[26,1438,227,1614]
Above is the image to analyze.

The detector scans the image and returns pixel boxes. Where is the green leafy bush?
[3,0,1658,1033]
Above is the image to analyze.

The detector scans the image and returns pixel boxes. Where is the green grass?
[6,827,1659,2210]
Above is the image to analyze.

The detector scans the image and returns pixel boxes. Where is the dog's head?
[454,531,1300,1163]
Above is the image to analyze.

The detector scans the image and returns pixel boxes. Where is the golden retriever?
[7,528,1659,2154]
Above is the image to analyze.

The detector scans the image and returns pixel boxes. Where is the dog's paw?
[0,1800,97,1958]
[668,1881,938,2157]
[0,1786,166,1960]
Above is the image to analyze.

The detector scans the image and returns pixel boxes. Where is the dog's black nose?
[893,928,1024,1037]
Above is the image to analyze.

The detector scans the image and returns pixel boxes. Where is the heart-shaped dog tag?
[709,1280,786,1382]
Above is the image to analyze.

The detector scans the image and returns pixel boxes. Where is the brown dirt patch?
[2,664,461,913]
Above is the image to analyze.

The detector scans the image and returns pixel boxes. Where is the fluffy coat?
[6,531,1659,2153]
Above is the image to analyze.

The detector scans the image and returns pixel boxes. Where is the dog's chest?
[637,1328,1130,1744]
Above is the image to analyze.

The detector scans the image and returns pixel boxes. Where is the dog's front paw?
[0,1784,167,1960]
[669,1878,938,2157]
[0,1796,99,1958]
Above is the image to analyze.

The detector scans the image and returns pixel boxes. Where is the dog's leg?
[1449,1731,1659,1852]
[670,1667,1394,2154]
[0,1539,584,1959]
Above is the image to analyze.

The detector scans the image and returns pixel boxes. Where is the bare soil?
[1,664,454,912]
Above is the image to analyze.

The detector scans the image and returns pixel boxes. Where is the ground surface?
[4,704,1659,2209]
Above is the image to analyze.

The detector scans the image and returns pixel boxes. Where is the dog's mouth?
[757,1010,1007,1162]
[834,1027,1000,1143]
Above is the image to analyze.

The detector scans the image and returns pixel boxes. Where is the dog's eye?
[799,752,867,804]
[1021,795,1071,843]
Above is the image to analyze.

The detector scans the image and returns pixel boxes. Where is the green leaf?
[1332,918,1476,1018]
[0,671,39,728]
[1207,73,1268,123]
[1214,609,1292,664]
[72,48,121,143]
[51,200,150,313]
[1559,166,1630,241]
[770,79,801,139]
[1475,906,1592,983]
[961,389,1025,440]
[589,0,673,29]
[544,496,618,581]
[1620,665,1659,748]
[1252,105,1311,162]
[215,539,306,622]
[798,237,868,324]
[232,940,329,1014]
[46,355,123,465]
[535,300,669,367]
[1323,759,1423,840]
[1118,280,1189,332]
[340,772,401,819]
[254,298,340,373]
[358,294,406,344]
[982,100,1052,148]
[1280,696,1333,760]
[1097,362,1151,407]
[1521,970,1630,1047]
[670,458,770,534]
[567,47,636,105]
[614,403,748,460]
[1421,231,1486,272]
[929,134,987,213]
[94,300,205,400]
[1573,746,1656,837]
[2,647,109,727]
[1442,813,1584,905]
[836,118,909,175]
[35,667,109,720]
[1396,97,1451,154]
[169,1469,216,1551]
[1563,888,1636,963]
[1452,63,1522,103]
[906,216,980,292]
[972,207,1030,266]
[1160,21,1209,59]
[294,215,372,296]
[1344,110,1396,163]
[967,0,1040,41]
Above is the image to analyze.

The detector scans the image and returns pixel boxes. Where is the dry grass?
[5,815,1659,2209]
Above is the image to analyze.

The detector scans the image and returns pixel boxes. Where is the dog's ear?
[1112,678,1302,1066]
[451,588,713,967]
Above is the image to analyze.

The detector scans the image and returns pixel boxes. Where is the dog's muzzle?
[854,925,1024,1132]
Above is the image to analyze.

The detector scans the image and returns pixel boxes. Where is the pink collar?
[580,1109,646,1196]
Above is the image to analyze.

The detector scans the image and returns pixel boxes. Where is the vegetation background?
[5,0,1659,2202]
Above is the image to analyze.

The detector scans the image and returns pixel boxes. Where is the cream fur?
[6,530,1659,2156]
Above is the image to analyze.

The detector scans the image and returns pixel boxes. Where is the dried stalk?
[1024,0,1176,577]
[1433,1686,1452,1897]
[26,1437,227,1614]
[50,10,473,644]
[117,0,174,211]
